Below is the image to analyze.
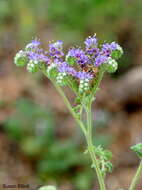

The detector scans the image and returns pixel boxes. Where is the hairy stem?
[129,160,142,190]
[91,69,104,98]
[86,101,106,190]
[46,69,106,190]
[51,80,87,136]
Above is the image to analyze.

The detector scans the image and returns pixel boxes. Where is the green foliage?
[4,98,111,189]
[131,143,142,159]
[93,145,113,177]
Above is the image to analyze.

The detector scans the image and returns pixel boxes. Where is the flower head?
[26,39,41,49]
[27,51,50,64]
[57,62,77,76]
[94,55,108,66]
[67,48,88,65]
[49,40,64,58]
[102,42,123,58]
[84,35,99,57]
[76,71,93,80]
[85,35,98,49]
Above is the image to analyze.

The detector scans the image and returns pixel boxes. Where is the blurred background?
[0,0,142,189]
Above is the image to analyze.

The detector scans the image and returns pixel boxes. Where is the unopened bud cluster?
[27,60,39,73]
[56,72,67,85]
[79,79,89,93]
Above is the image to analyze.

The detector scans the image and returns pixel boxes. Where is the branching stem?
[86,100,106,190]
[48,70,106,190]
[51,79,87,136]
[129,160,142,190]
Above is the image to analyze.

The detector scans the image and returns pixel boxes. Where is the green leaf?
[131,143,142,159]
[103,150,112,161]
[106,161,113,173]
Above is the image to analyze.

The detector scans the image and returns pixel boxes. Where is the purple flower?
[49,40,64,58]
[101,42,121,56]
[110,42,119,50]
[87,47,100,58]
[76,71,93,80]
[26,39,41,49]
[66,67,77,76]
[57,62,77,76]
[27,52,39,60]
[27,51,50,64]
[85,35,98,49]
[57,62,68,73]
[67,48,88,65]
[84,35,99,57]
[94,55,108,66]
[101,43,112,56]
[39,54,50,63]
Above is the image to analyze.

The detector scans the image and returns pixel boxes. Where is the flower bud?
[38,185,56,190]
[27,60,39,73]
[104,58,118,73]
[14,50,28,67]
[47,64,58,78]
[65,55,76,66]
[79,79,89,93]
[111,45,123,60]
[56,72,67,85]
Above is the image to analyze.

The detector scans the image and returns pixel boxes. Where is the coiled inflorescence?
[14,35,123,94]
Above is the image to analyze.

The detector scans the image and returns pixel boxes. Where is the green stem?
[129,160,142,190]
[51,80,87,136]
[86,101,106,190]
[44,70,106,190]
[91,69,104,98]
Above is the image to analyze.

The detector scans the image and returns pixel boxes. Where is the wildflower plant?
[14,34,142,190]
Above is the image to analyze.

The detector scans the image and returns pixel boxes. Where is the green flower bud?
[111,46,123,60]
[65,55,76,66]
[79,79,89,93]
[14,50,28,67]
[56,72,67,86]
[27,60,39,73]
[104,58,118,73]
[47,64,58,78]
[131,143,142,159]
[38,185,56,190]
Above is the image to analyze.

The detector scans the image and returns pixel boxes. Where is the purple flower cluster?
[94,55,109,66]
[57,62,77,76]
[67,48,89,65]
[49,40,64,59]
[102,42,121,57]
[15,35,123,88]
[25,39,50,65]
[26,39,41,49]
[76,71,93,80]
[27,51,49,63]
[85,35,98,48]
[84,35,99,57]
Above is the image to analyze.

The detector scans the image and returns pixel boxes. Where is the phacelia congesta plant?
[14,35,142,190]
